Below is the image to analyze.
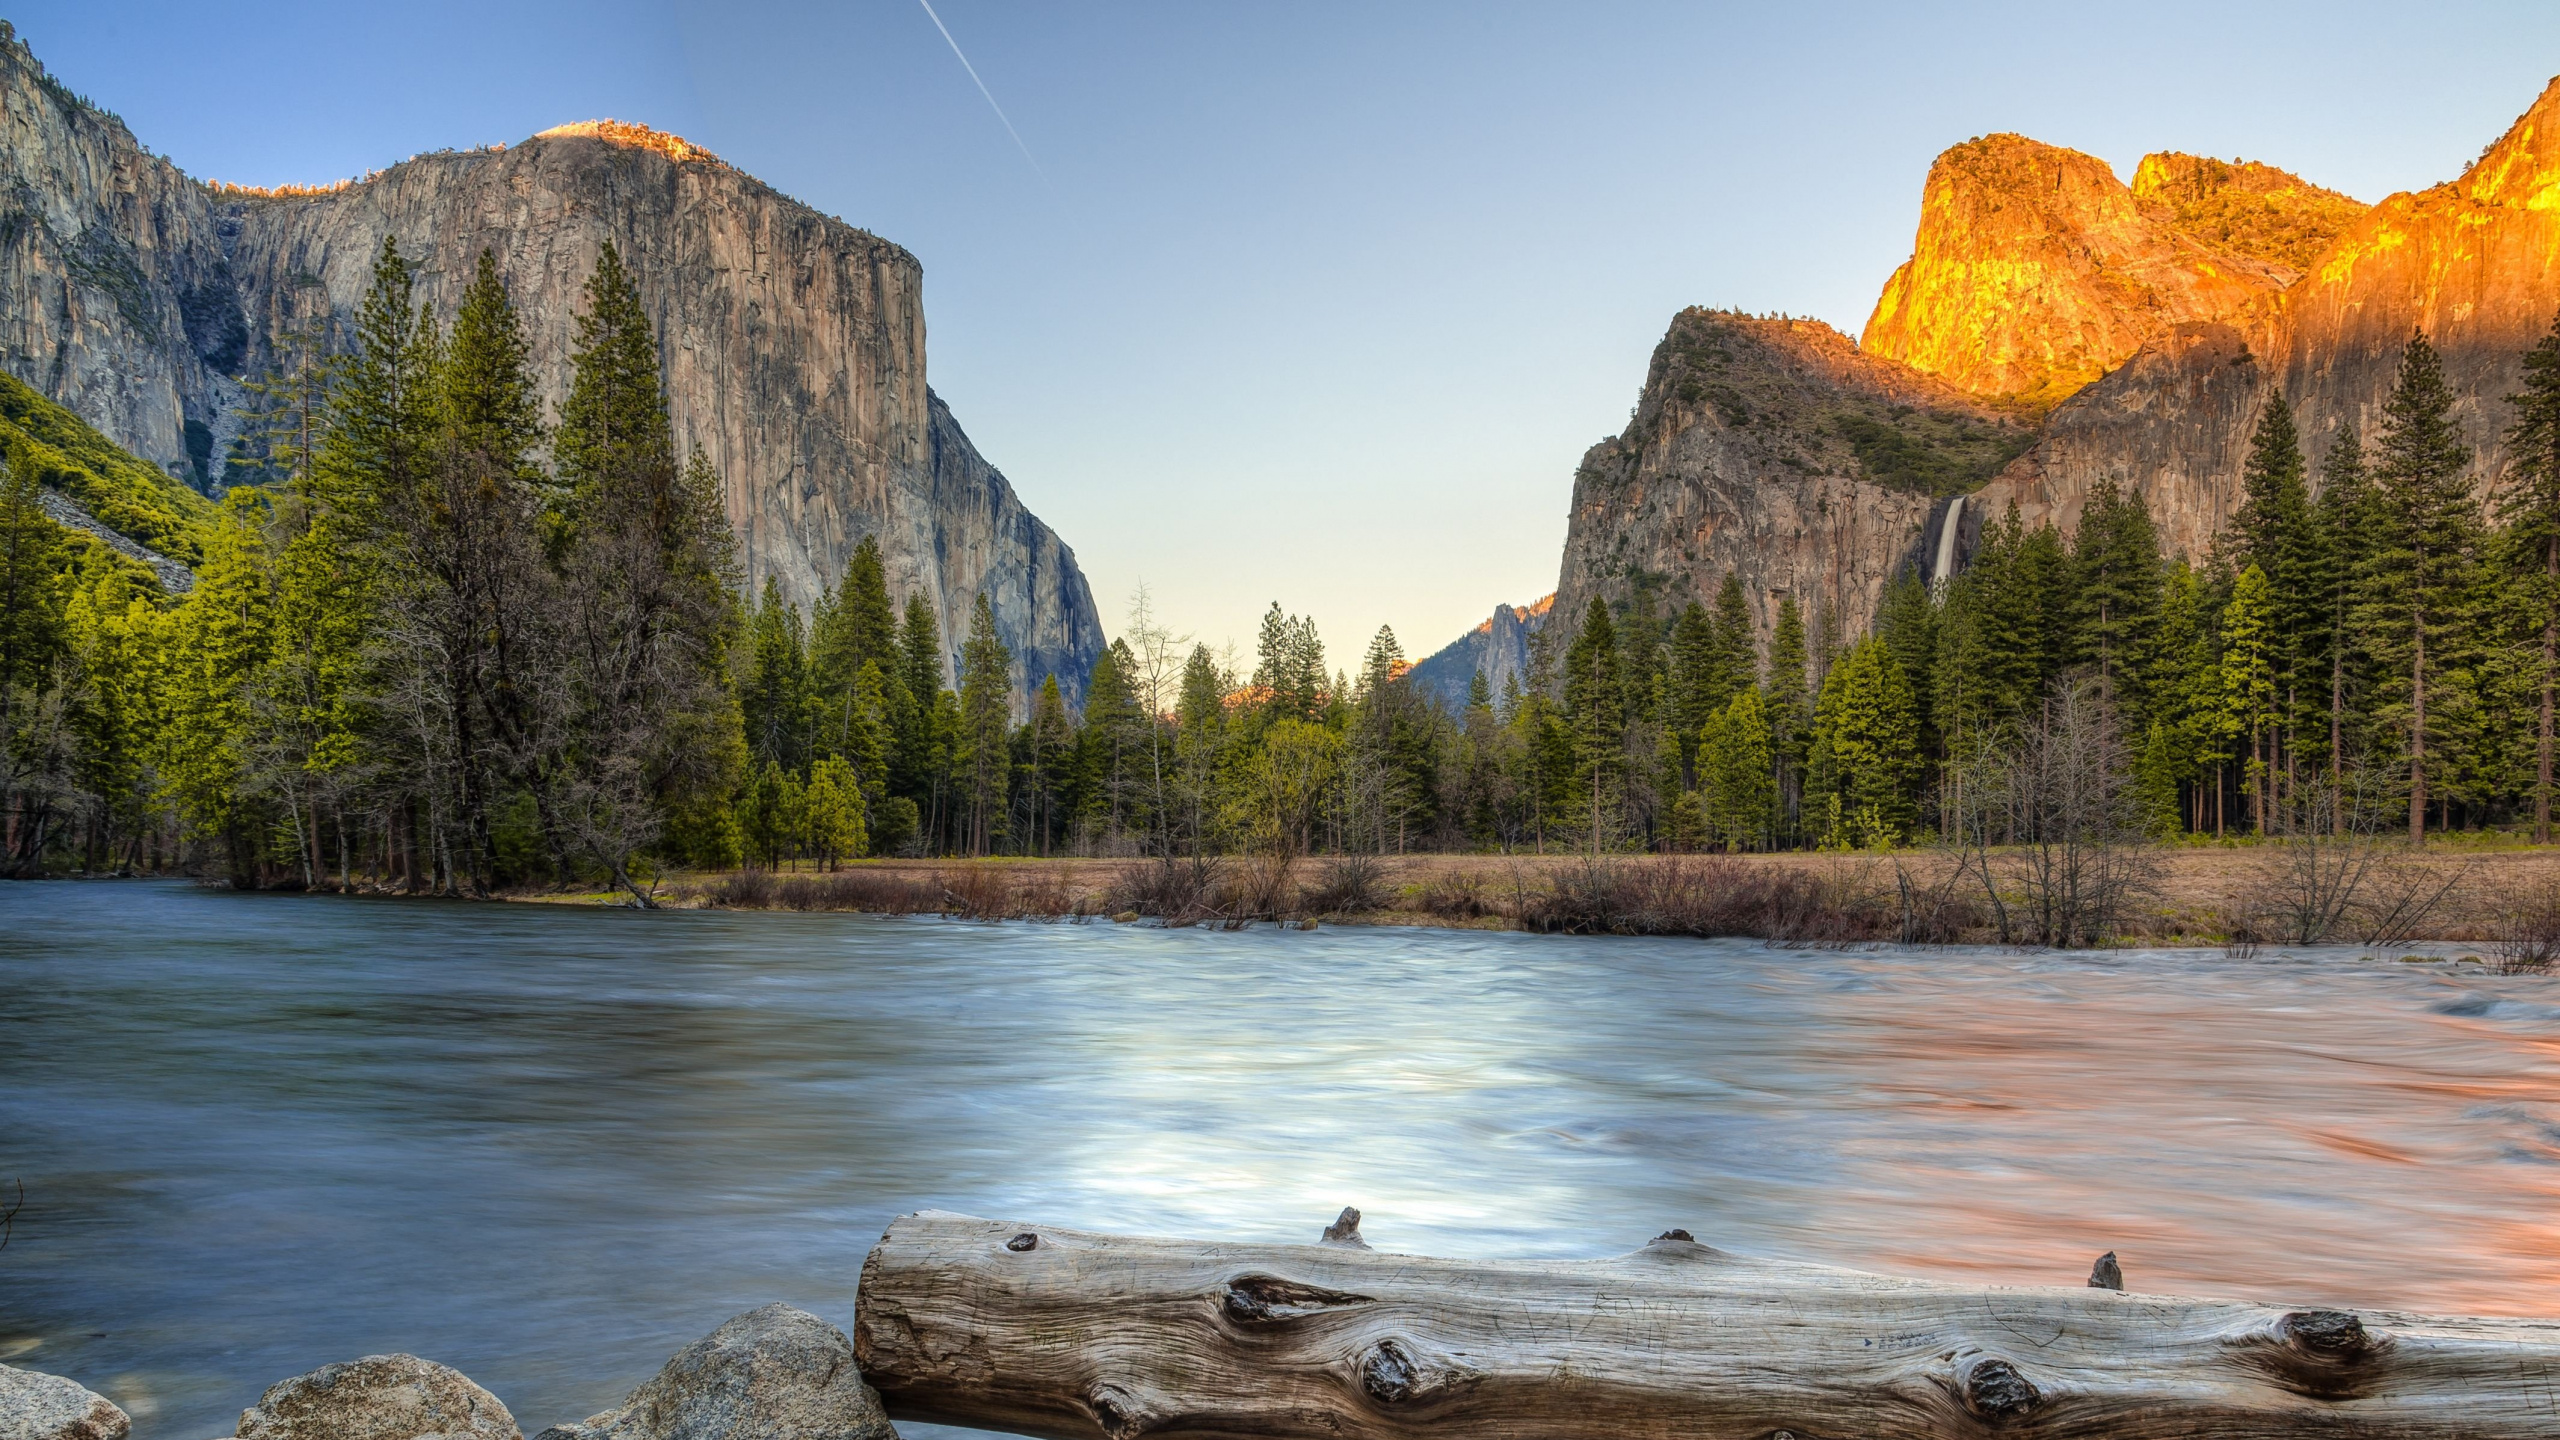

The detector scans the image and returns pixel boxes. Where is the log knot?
[1321,1207,1370,1248]
[2088,1251,2122,1290]
[2279,1309,2369,1359]
[1006,1232,1039,1252]
[2232,1309,2389,1400]
[1957,1356,2040,1423]
[1086,1382,1157,1440]
[1360,1340,1417,1405]
[1353,1338,1477,1410]
[1222,1274,1375,1325]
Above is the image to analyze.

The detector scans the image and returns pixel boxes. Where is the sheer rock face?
[1551,311,2015,648]
[1860,133,2311,414]
[0,26,1103,705]
[1980,75,2560,563]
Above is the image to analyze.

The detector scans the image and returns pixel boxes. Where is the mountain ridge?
[0,23,1104,705]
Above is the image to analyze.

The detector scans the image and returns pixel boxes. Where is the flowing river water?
[5,880,2560,1438]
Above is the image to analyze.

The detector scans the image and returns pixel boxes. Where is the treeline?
[10,260,2560,882]
[5,240,743,897]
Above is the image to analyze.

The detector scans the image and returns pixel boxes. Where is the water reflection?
[2,883,2556,1439]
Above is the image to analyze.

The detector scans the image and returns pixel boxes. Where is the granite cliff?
[1540,309,2027,656]
[1979,74,2560,564]
[0,26,1103,705]
[1857,134,2346,416]
[1449,76,2560,684]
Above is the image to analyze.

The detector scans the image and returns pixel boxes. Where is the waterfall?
[1929,496,1965,598]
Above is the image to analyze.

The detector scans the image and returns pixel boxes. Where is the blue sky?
[21,2,2560,665]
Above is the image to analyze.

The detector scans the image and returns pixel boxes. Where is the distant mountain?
[0,24,1103,704]
[1406,594,1552,712]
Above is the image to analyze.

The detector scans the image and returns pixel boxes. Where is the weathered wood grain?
[853,1209,2560,1440]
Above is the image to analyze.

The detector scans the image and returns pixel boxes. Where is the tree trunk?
[2541,535,2555,845]
[855,1210,2560,1440]
[2410,610,2427,846]
[2331,642,2346,838]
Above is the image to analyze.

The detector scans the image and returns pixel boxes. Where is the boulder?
[537,1305,892,1440]
[236,1355,518,1440]
[0,1364,130,1440]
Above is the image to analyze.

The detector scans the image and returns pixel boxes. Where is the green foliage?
[0,367,215,564]
[1811,637,1921,847]
[1697,686,1775,850]
[1828,408,2034,498]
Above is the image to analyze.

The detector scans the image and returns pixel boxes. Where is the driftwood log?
[854,1209,2560,1440]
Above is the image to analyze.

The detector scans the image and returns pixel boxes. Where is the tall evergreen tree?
[1764,594,1812,842]
[2218,565,2278,833]
[1562,597,1626,851]
[1670,599,1717,737]
[742,578,814,771]
[549,244,740,899]
[2503,308,2560,841]
[2358,330,2480,842]
[811,534,898,754]
[956,592,1012,855]
[2315,429,2373,809]
[1710,573,1757,701]
[2071,477,2164,722]
[2230,388,2323,806]
[1809,636,1920,847]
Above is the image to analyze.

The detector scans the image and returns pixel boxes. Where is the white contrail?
[914,0,1042,177]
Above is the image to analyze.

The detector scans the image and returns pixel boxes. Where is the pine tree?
[161,490,277,878]
[548,245,740,898]
[894,592,945,807]
[1027,672,1074,855]
[956,592,1012,855]
[2218,565,2278,833]
[743,577,814,771]
[1671,600,1717,736]
[1077,641,1141,843]
[1698,686,1775,850]
[2071,477,2163,723]
[811,534,897,751]
[2230,389,2323,812]
[802,754,865,867]
[1562,597,1626,851]
[1710,573,1757,701]
[1764,594,1812,842]
[2358,330,2480,842]
[2503,308,2560,841]
[1875,570,1938,769]
[1809,636,1921,848]
[2315,429,2372,813]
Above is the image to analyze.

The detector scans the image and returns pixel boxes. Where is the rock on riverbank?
[3,1307,890,1440]
[0,1364,129,1440]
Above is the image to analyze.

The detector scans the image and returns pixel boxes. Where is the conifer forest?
[9,242,2560,894]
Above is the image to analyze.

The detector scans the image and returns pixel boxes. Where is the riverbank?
[527,844,2560,953]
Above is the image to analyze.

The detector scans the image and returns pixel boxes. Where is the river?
[3,880,2558,1438]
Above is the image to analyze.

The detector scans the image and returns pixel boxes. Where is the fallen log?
[854,1208,2560,1440]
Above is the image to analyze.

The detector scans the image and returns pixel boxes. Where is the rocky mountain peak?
[2456,74,2560,212]
[2128,152,2366,273]
[533,119,726,167]
[1860,132,2292,415]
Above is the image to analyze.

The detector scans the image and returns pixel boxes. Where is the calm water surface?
[5,881,2560,1437]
